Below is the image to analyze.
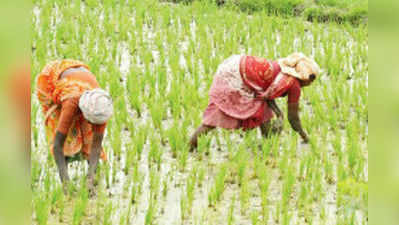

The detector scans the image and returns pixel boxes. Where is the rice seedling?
[72,186,89,225]
[32,0,367,224]
[208,164,227,207]
[145,198,156,225]
[251,210,260,225]
[33,193,50,225]
[227,195,236,225]
[103,202,113,225]
[239,175,250,214]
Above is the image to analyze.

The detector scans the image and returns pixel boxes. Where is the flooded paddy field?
[31,0,368,224]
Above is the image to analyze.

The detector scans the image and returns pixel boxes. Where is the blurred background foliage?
[161,0,368,25]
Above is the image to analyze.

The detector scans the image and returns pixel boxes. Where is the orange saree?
[36,60,107,160]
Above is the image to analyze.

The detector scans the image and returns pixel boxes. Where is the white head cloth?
[79,88,113,124]
[278,52,320,81]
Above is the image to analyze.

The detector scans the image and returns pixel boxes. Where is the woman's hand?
[88,131,104,195]
[272,118,284,134]
[267,100,284,119]
[287,102,309,143]
[299,131,309,143]
[53,131,70,190]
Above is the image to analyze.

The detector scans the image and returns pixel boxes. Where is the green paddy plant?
[125,204,133,225]
[227,195,236,225]
[42,167,52,193]
[320,203,327,223]
[149,167,161,200]
[180,193,188,221]
[323,149,335,184]
[155,65,168,96]
[313,164,325,202]
[185,169,197,216]
[298,154,307,181]
[130,180,140,205]
[251,211,260,225]
[297,181,308,211]
[208,164,227,207]
[304,206,313,225]
[278,150,289,178]
[281,166,296,221]
[167,121,182,158]
[31,104,39,145]
[162,176,168,198]
[256,165,271,223]
[148,135,162,169]
[269,135,281,162]
[72,186,89,225]
[34,193,50,225]
[239,175,249,215]
[132,159,143,186]
[235,147,248,187]
[132,125,148,161]
[145,198,157,225]
[110,124,122,159]
[49,185,63,209]
[103,202,113,225]
[197,165,206,188]
[274,202,281,224]
[119,212,129,225]
[259,138,273,161]
[31,160,41,189]
[55,187,66,222]
[123,174,132,197]
[104,161,111,189]
[112,156,118,184]
[125,143,137,175]
[149,96,166,131]
[178,143,189,172]
[197,133,212,159]
[168,80,183,120]
[281,211,292,225]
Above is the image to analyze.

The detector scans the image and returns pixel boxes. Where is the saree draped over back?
[203,55,298,129]
[36,60,106,160]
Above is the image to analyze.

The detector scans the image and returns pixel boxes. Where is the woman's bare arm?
[287,102,309,143]
[267,99,283,120]
[53,131,70,183]
[53,98,79,185]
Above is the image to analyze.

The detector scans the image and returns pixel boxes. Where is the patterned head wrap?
[79,88,113,124]
[278,52,320,82]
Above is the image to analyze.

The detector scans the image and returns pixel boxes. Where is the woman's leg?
[189,124,215,151]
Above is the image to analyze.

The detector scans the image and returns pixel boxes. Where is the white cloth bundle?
[79,88,113,124]
[278,52,320,81]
